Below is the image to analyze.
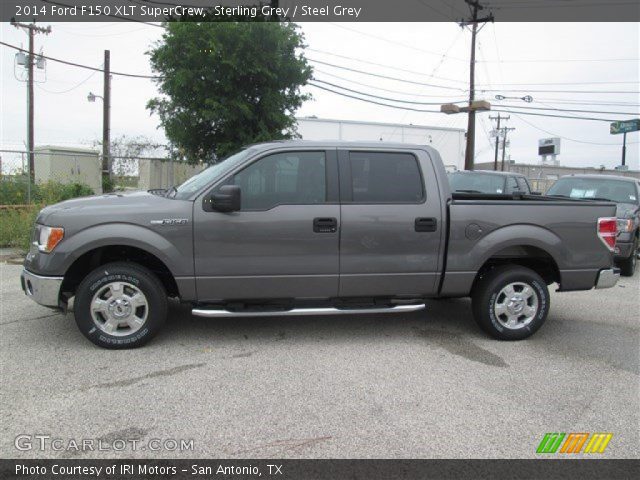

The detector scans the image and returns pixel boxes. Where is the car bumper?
[595,268,620,289]
[20,269,63,307]
[614,241,635,259]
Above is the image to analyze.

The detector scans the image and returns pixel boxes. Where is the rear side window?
[348,151,424,203]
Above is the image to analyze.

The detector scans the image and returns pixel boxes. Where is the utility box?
[34,146,102,194]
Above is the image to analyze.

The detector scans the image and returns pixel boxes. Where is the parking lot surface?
[1,262,638,459]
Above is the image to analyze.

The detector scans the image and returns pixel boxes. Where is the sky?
[1,20,639,172]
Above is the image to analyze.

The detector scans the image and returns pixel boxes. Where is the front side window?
[228,151,327,210]
[348,152,424,203]
[506,176,519,193]
[516,177,530,193]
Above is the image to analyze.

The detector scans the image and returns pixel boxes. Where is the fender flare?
[56,223,191,277]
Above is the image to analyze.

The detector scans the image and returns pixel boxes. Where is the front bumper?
[595,268,620,289]
[20,269,63,307]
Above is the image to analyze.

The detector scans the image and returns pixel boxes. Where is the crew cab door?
[338,149,444,297]
[193,148,340,302]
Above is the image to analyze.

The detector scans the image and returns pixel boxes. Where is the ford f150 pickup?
[21,141,620,348]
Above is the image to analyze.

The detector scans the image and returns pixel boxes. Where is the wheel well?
[60,245,180,299]
[473,245,560,289]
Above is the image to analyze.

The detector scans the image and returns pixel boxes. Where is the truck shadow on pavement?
[156,298,514,368]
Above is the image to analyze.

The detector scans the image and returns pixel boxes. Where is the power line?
[486,0,639,9]
[307,48,467,84]
[0,41,161,79]
[308,81,617,122]
[313,69,468,99]
[308,82,443,113]
[311,74,637,116]
[312,79,466,106]
[414,0,457,21]
[326,23,467,61]
[494,103,639,116]
[309,48,638,87]
[479,87,640,94]
[36,67,101,94]
[308,58,466,91]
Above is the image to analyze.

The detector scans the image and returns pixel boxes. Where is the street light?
[87,91,103,103]
[441,100,491,115]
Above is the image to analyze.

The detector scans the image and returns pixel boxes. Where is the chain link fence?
[0,148,204,205]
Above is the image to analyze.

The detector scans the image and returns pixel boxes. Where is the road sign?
[610,119,640,135]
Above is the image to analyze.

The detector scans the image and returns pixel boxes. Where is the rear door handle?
[415,217,437,232]
[313,217,338,233]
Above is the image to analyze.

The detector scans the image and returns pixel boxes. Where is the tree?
[147,17,312,164]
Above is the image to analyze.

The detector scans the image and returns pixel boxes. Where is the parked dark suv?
[448,170,534,195]
[547,174,640,276]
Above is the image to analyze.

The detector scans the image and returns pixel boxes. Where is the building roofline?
[296,116,465,133]
[474,161,640,174]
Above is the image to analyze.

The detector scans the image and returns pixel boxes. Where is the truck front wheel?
[74,262,168,349]
[471,265,550,340]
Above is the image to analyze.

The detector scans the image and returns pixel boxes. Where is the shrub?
[0,178,94,205]
[0,179,94,252]
[0,207,39,252]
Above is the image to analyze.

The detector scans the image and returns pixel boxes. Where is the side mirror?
[205,185,241,212]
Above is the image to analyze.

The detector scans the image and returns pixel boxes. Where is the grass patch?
[0,207,39,252]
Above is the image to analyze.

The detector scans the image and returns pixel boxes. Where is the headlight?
[616,219,633,233]
[35,226,65,253]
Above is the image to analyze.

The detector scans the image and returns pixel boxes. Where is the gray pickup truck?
[21,141,620,348]
[546,174,640,277]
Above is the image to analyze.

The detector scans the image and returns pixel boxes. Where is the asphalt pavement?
[1,262,638,459]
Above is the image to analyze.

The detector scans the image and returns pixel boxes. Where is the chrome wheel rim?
[90,281,148,336]
[493,282,538,330]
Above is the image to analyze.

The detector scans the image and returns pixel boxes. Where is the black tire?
[619,237,638,277]
[74,262,167,349]
[471,265,550,340]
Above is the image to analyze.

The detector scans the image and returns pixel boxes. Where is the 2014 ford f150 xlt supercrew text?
[21,141,620,348]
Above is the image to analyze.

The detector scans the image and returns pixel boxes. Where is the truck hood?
[616,202,639,219]
[36,190,188,227]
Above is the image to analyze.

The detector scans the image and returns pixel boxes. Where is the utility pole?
[460,1,493,171]
[11,20,51,181]
[489,114,509,171]
[102,50,111,184]
[500,126,515,171]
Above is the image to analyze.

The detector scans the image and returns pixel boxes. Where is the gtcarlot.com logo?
[15,434,194,452]
[536,432,613,454]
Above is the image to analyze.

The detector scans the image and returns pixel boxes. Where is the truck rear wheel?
[74,262,167,349]
[471,265,550,340]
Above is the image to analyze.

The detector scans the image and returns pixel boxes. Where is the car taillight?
[597,217,617,252]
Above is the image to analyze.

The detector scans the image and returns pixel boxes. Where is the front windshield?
[547,178,639,204]
[448,172,506,194]
[172,148,256,200]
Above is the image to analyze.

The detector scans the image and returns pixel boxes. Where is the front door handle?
[415,217,437,232]
[313,217,338,233]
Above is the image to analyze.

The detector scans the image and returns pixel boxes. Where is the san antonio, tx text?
[16,463,283,476]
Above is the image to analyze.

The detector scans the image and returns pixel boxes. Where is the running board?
[191,303,426,318]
